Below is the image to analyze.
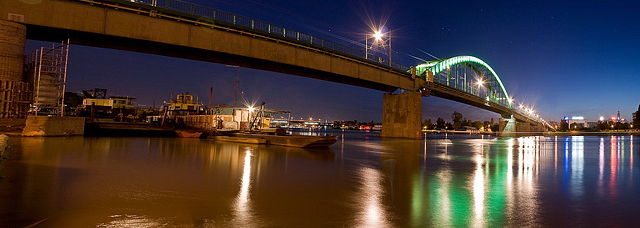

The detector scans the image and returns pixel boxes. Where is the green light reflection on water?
[411,138,515,226]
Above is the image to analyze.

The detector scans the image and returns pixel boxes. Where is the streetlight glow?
[373,30,383,41]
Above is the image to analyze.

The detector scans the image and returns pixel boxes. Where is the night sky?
[27,0,640,122]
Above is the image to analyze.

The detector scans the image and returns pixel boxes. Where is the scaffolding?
[27,40,70,116]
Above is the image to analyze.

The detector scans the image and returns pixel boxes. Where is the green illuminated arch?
[414,56,512,108]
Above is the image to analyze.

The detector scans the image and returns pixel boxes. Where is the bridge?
[0,0,549,138]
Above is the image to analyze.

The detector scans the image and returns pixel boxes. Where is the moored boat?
[234,133,337,148]
[175,129,203,138]
[214,136,267,144]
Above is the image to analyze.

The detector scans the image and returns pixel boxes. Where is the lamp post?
[365,28,392,67]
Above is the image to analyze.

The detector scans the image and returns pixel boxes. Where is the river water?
[1,131,639,227]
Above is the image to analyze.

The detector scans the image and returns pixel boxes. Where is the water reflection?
[1,133,639,226]
[611,136,618,197]
[233,147,254,226]
[97,214,168,227]
[471,145,485,226]
[571,136,584,197]
[599,137,605,189]
[355,167,390,227]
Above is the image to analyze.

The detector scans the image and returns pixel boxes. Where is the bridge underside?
[27,25,401,92]
[1,0,417,93]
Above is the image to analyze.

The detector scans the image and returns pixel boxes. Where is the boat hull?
[234,133,337,148]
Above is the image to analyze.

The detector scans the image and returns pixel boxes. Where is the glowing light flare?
[372,30,384,41]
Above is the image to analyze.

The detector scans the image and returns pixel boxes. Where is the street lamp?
[373,30,383,41]
[365,27,392,66]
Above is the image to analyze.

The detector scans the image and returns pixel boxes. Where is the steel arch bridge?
[414,56,512,108]
[411,56,551,130]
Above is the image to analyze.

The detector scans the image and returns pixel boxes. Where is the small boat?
[175,129,203,138]
[214,136,266,144]
[234,133,337,148]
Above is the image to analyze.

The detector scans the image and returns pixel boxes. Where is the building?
[563,116,588,128]
[175,106,288,131]
[165,93,203,113]
[79,88,137,120]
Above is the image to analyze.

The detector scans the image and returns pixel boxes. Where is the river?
[1,131,638,226]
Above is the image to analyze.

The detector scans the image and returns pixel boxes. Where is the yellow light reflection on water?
[356,167,390,227]
[233,148,254,226]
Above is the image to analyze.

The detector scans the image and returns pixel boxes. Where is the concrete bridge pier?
[0,20,30,118]
[500,114,546,137]
[381,91,422,139]
[499,115,517,137]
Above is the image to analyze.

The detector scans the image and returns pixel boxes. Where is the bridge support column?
[0,20,29,118]
[499,115,517,137]
[381,91,421,139]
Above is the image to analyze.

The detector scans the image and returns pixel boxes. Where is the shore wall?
[22,116,85,136]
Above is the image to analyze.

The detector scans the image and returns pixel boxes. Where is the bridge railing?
[94,0,410,72]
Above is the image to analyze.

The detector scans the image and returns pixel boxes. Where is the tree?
[559,119,569,131]
[436,118,446,129]
[445,122,454,130]
[597,120,609,131]
[452,111,465,130]
[422,119,434,130]
[634,104,640,129]
[491,123,499,132]
[471,121,484,130]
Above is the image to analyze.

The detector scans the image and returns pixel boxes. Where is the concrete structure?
[0,0,415,92]
[0,0,549,137]
[0,20,31,118]
[0,20,24,82]
[22,116,85,136]
[382,92,422,138]
[499,115,546,137]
